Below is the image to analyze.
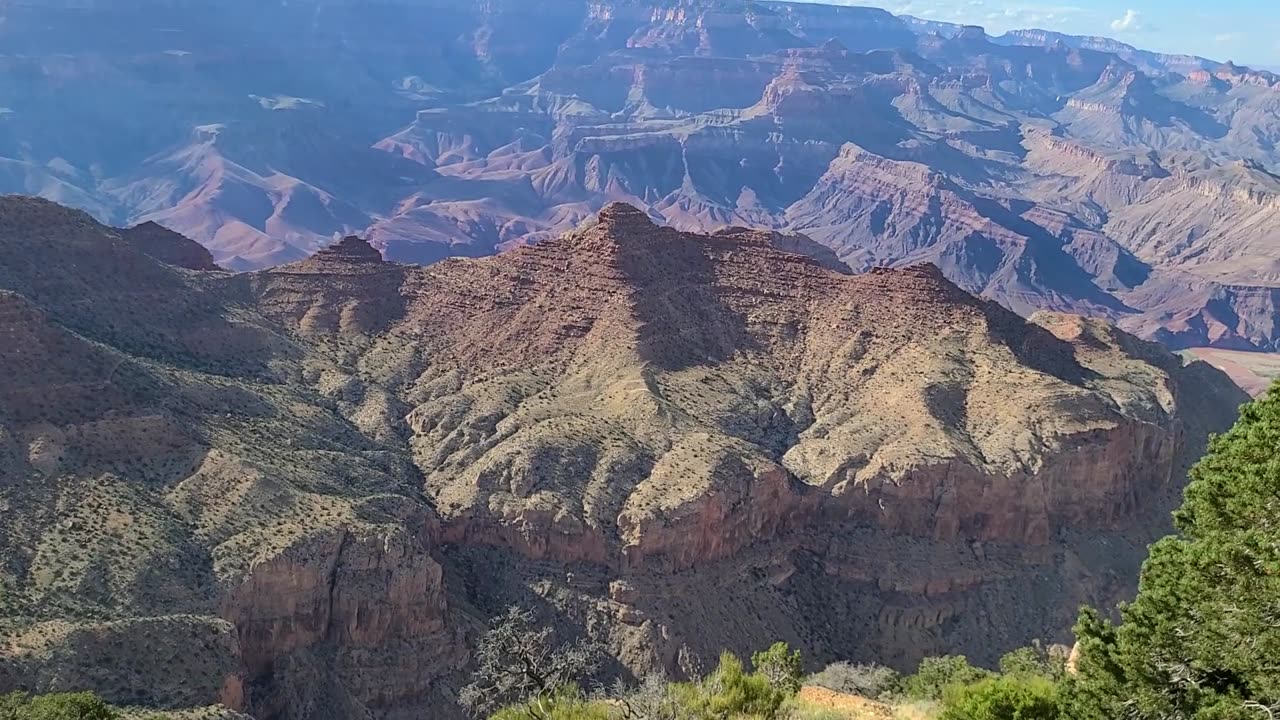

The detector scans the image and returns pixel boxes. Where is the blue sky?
[814,0,1280,68]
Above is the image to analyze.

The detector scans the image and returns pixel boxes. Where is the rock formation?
[121,222,223,271]
[0,198,1249,718]
[2,1,1280,348]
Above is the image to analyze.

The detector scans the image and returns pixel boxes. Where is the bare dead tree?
[459,606,602,719]
[607,672,679,720]
[1244,701,1280,720]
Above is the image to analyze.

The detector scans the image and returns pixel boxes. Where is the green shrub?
[708,652,787,718]
[997,645,1066,681]
[804,662,901,699]
[752,643,804,696]
[0,692,119,720]
[939,675,1060,720]
[489,686,610,720]
[902,656,993,701]
[0,694,25,720]
[677,652,790,720]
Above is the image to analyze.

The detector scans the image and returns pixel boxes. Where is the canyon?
[0,1,1273,716]
[2,0,1280,350]
[0,197,1248,718]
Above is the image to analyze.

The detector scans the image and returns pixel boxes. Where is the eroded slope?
[0,198,1249,719]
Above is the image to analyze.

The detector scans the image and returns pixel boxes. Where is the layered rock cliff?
[0,198,1249,718]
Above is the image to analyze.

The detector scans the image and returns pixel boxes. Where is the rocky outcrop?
[711,226,852,273]
[122,221,223,271]
[299,235,387,267]
[1119,274,1280,351]
[1023,131,1169,178]
[1212,61,1280,88]
[618,457,808,570]
[1169,172,1280,211]
[386,204,1242,609]
[249,236,408,336]
[221,523,461,718]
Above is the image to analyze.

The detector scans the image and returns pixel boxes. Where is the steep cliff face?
[222,523,461,718]
[0,200,1249,718]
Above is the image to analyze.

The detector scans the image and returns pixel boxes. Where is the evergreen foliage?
[696,652,791,719]
[940,676,1060,720]
[902,656,994,701]
[997,645,1067,682]
[753,643,805,696]
[1068,385,1280,720]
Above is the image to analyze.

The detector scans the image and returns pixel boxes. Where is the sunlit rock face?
[0,197,1249,717]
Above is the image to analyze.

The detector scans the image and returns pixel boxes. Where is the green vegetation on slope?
[939,676,1060,720]
[0,692,244,720]
[485,648,804,720]
[473,630,1072,720]
[900,657,994,702]
[14,381,1273,720]
[1066,384,1280,720]
[0,692,117,720]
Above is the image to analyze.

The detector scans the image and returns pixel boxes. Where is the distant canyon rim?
[1,0,1280,353]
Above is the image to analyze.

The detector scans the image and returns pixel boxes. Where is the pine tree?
[1068,384,1280,720]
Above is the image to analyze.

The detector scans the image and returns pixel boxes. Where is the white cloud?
[1110,9,1143,32]
[880,0,1090,33]
[982,2,1084,29]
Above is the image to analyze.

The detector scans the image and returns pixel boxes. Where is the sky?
[814,0,1280,69]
